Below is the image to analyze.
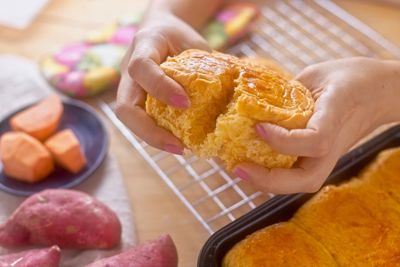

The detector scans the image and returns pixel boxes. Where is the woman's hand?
[115,11,210,155]
[233,57,400,194]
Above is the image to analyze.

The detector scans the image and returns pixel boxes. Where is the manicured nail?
[256,124,267,139]
[170,94,190,108]
[234,168,250,181]
[164,144,184,155]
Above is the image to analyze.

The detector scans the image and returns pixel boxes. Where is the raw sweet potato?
[85,234,178,267]
[45,129,87,173]
[0,189,121,249]
[0,246,61,267]
[0,132,54,183]
[10,95,63,141]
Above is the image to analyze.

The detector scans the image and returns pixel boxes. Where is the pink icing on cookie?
[110,26,137,45]
[54,43,91,68]
[54,71,86,97]
[217,10,236,23]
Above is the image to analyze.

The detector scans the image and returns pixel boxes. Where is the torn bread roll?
[146,49,314,170]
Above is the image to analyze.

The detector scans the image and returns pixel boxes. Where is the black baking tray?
[198,125,400,267]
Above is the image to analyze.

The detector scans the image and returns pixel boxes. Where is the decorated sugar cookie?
[203,3,259,50]
[41,5,258,98]
[41,15,140,98]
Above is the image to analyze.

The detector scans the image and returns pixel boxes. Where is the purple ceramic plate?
[0,98,108,196]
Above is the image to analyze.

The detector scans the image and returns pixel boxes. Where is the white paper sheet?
[0,0,49,29]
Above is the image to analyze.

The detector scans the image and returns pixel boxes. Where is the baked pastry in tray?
[293,181,400,266]
[361,147,400,204]
[223,147,400,266]
[222,222,337,267]
[146,49,314,170]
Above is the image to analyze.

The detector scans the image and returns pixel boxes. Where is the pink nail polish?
[256,124,267,139]
[164,144,184,155]
[170,94,190,108]
[234,168,250,181]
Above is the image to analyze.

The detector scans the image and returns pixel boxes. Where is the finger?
[120,43,134,72]
[115,74,184,154]
[295,62,327,96]
[233,151,338,194]
[256,93,341,157]
[235,115,355,195]
[179,36,211,53]
[127,35,190,109]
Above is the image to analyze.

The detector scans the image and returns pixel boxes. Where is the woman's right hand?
[233,58,400,194]
[115,11,210,155]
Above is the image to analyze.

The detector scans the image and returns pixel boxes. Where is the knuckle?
[312,138,331,157]
[129,56,150,74]
[134,28,155,39]
[114,102,128,121]
[297,65,319,84]
[302,65,315,74]
[301,65,318,77]
[303,179,323,193]
[256,183,271,194]
[270,127,289,144]
[257,179,274,194]
[135,29,166,44]
[193,38,209,50]
[151,72,167,96]
[120,54,130,72]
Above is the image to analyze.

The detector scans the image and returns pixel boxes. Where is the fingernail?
[164,144,184,155]
[170,94,190,108]
[256,124,267,139]
[234,168,250,181]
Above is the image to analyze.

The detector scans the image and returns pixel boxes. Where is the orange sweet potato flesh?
[45,129,87,173]
[0,132,54,183]
[10,95,63,141]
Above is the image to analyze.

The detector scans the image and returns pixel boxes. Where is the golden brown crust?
[360,148,400,204]
[222,222,338,267]
[240,56,293,79]
[293,181,400,266]
[225,148,400,266]
[146,49,314,169]
[234,68,313,129]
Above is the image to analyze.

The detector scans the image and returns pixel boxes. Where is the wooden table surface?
[0,1,399,266]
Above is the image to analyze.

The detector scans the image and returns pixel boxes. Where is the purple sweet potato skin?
[0,245,61,267]
[85,234,178,267]
[0,189,121,249]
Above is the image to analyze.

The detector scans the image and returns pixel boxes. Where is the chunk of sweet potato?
[0,189,121,249]
[10,95,63,141]
[45,129,87,173]
[0,132,54,183]
[0,246,61,267]
[85,234,178,267]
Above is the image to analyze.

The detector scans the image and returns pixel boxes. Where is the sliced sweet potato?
[85,234,178,267]
[45,129,87,173]
[0,189,121,249]
[0,132,54,183]
[10,95,64,141]
[0,246,61,267]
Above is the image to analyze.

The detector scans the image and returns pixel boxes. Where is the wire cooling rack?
[99,0,400,234]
